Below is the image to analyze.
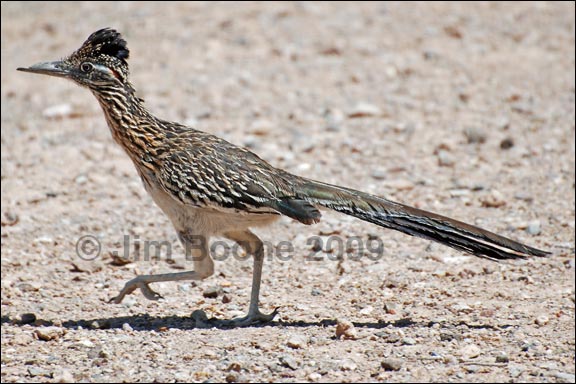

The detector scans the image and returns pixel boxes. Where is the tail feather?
[297,179,549,260]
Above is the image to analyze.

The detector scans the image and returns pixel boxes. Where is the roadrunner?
[19,29,548,325]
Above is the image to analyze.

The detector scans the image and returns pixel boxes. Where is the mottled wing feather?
[154,127,320,224]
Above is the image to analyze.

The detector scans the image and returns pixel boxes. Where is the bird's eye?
[80,62,94,73]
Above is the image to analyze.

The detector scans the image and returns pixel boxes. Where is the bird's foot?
[222,307,280,327]
[109,276,164,304]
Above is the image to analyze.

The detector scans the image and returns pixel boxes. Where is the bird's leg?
[223,230,279,326]
[110,232,214,303]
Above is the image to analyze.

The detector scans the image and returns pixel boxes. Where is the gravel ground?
[1,2,575,383]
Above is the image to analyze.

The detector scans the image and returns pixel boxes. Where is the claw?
[223,307,280,327]
[109,278,164,304]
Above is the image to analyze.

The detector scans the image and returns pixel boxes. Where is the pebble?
[384,302,399,314]
[222,294,232,303]
[227,362,242,372]
[203,285,220,298]
[324,108,344,132]
[279,355,299,370]
[308,372,322,381]
[339,359,357,371]
[509,365,525,378]
[19,313,36,325]
[35,326,64,341]
[42,103,73,119]
[460,344,482,359]
[54,369,75,383]
[286,335,307,349]
[440,332,456,342]
[122,323,133,332]
[371,169,387,180]
[311,288,322,296]
[553,372,576,383]
[437,149,455,167]
[249,119,273,136]
[191,309,209,327]
[464,127,487,144]
[348,102,381,118]
[401,337,416,346]
[500,137,515,149]
[1,211,19,226]
[534,315,549,326]
[526,220,541,235]
[465,364,480,373]
[28,367,51,378]
[335,319,357,340]
[381,358,403,371]
[496,351,510,363]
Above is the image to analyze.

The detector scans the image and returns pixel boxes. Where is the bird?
[18,28,549,326]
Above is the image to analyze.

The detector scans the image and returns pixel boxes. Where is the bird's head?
[18,28,130,90]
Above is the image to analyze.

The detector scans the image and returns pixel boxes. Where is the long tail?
[296,179,549,260]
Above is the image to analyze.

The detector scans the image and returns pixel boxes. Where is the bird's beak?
[17,61,69,78]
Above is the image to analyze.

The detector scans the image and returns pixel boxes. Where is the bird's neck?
[91,82,165,167]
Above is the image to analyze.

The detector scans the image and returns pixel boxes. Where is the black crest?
[74,28,129,63]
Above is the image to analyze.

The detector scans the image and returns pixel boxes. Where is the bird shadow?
[1,313,510,332]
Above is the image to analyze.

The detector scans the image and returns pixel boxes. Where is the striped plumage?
[19,29,548,326]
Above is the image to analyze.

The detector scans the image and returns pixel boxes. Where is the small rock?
[191,309,209,327]
[509,365,525,378]
[500,137,514,150]
[384,302,399,314]
[28,367,51,378]
[324,108,344,131]
[348,102,381,118]
[553,372,576,383]
[381,358,403,371]
[42,103,73,119]
[359,305,374,315]
[460,344,482,359]
[19,313,36,325]
[535,315,549,326]
[222,294,232,303]
[54,369,75,383]
[465,364,480,373]
[1,211,19,226]
[480,190,507,208]
[287,335,307,349]
[122,323,133,332]
[279,355,299,370]
[308,372,322,381]
[437,149,455,167]
[203,285,220,298]
[77,339,94,348]
[371,169,387,180]
[227,362,242,372]
[311,288,322,296]
[335,319,357,340]
[225,373,238,383]
[35,326,64,341]
[75,174,88,185]
[464,127,487,144]
[526,220,541,235]
[178,283,191,292]
[496,351,510,363]
[249,119,273,136]
[339,359,357,371]
[440,332,456,342]
[401,337,416,346]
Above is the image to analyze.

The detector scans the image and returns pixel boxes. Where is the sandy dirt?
[1,2,575,382]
